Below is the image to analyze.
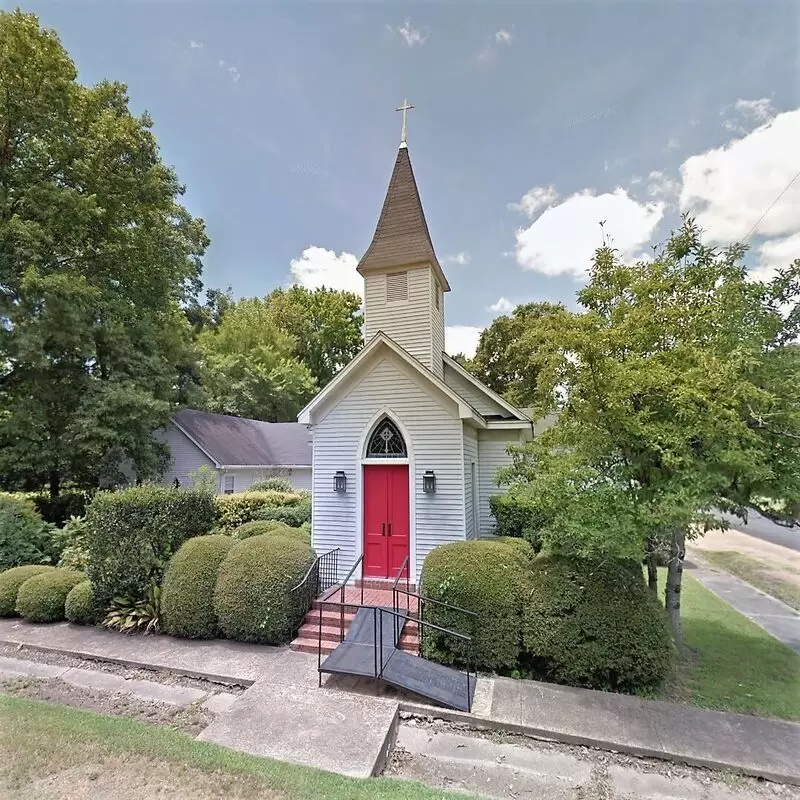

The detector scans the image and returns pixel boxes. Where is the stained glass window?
[366,418,407,458]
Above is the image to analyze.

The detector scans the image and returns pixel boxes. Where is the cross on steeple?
[396,98,414,148]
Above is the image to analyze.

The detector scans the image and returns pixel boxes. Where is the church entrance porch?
[363,463,410,580]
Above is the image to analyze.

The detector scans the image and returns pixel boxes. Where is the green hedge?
[522,555,674,693]
[233,520,300,540]
[214,534,315,644]
[65,580,98,625]
[256,499,311,529]
[0,565,57,617]
[214,491,306,532]
[0,493,60,571]
[85,486,216,608]
[420,540,531,672]
[248,477,294,493]
[15,569,86,623]
[489,492,549,551]
[161,535,236,639]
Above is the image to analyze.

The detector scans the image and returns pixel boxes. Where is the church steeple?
[358,106,449,377]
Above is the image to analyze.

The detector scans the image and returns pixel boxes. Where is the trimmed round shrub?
[15,569,86,623]
[0,565,57,617]
[495,537,535,566]
[233,520,309,543]
[420,540,529,672]
[214,534,315,644]
[65,580,98,625]
[522,555,674,693]
[161,535,236,639]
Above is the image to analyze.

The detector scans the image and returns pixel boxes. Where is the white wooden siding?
[463,426,478,538]
[160,424,216,488]
[477,429,521,536]
[364,266,436,372]
[443,364,511,417]
[430,277,445,379]
[221,467,313,493]
[311,356,465,582]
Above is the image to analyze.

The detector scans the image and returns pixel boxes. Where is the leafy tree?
[185,287,234,336]
[499,219,800,648]
[0,11,207,496]
[263,286,363,388]
[198,297,316,421]
[470,302,565,405]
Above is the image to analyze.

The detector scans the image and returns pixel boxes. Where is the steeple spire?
[396,98,414,148]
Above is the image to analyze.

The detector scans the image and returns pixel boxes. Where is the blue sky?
[9,1,800,355]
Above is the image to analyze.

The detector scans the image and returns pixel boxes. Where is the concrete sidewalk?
[1,618,799,784]
[687,557,800,654]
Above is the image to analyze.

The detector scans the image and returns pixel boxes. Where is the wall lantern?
[333,471,347,493]
[422,470,436,494]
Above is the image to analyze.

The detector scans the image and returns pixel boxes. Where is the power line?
[744,167,800,242]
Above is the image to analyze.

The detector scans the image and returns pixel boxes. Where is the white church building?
[298,118,532,583]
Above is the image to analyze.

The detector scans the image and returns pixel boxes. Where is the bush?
[420,540,529,672]
[15,568,86,623]
[0,493,60,571]
[489,492,549,551]
[522,555,674,693]
[256,498,312,528]
[85,485,215,608]
[0,565,57,617]
[214,491,306,532]
[248,477,294,493]
[56,516,91,572]
[161,535,236,639]
[233,520,298,540]
[214,534,315,644]
[32,491,89,526]
[65,580,98,625]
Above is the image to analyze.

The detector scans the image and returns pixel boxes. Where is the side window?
[223,474,235,495]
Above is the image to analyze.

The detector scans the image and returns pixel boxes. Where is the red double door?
[363,464,410,579]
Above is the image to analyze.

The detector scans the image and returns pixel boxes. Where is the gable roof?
[442,353,530,422]
[297,332,484,426]
[171,409,311,468]
[357,146,451,292]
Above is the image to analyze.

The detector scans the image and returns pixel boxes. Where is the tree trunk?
[48,469,60,500]
[646,551,658,594]
[665,528,686,650]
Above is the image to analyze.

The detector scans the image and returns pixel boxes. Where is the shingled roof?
[357,146,451,291]
[171,409,311,468]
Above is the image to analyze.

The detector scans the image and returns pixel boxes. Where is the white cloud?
[753,231,800,282]
[218,59,240,82]
[665,137,680,151]
[679,108,800,242]
[495,28,513,43]
[388,18,428,47]
[445,325,483,358]
[189,40,204,49]
[289,246,363,296]
[647,170,680,202]
[514,189,665,278]
[489,297,514,314]
[442,252,470,265]
[508,185,559,218]
[722,97,777,133]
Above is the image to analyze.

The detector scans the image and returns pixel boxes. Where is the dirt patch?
[690,529,800,571]
[0,643,247,693]
[1,676,212,735]
[1,754,282,800]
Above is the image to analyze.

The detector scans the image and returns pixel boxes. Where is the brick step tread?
[290,636,420,655]
[294,621,419,645]
[304,609,421,627]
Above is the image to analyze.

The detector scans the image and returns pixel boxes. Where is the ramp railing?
[288,547,339,634]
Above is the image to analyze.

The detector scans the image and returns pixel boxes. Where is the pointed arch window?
[366,418,407,458]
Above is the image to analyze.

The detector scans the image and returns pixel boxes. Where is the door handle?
[381,523,386,537]
[388,523,392,537]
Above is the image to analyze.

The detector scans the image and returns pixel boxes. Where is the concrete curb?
[0,640,254,687]
[397,701,800,787]
[371,708,401,777]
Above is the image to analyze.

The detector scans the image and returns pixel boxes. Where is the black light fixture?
[422,470,436,494]
[333,470,347,493]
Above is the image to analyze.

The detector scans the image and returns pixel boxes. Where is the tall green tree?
[499,219,800,647]
[0,11,208,495]
[197,297,317,422]
[263,286,363,388]
[469,302,565,405]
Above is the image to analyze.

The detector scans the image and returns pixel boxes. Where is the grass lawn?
[700,550,800,611]
[665,569,800,720]
[0,695,472,800]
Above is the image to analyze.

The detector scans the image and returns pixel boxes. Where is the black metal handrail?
[288,548,339,633]
[333,554,363,643]
[391,556,410,640]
